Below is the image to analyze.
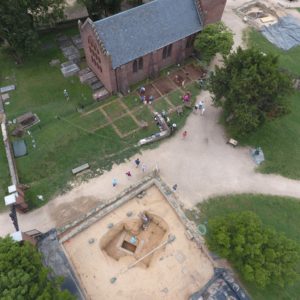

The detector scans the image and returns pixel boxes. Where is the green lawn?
[122,94,141,110]
[152,97,172,112]
[0,27,200,209]
[239,30,300,179]
[102,100,127,120]
[188,194,300,300]
[168,90,184,106]
[114,115,138,135]
[66,109,108,131]
[133,106,154,123]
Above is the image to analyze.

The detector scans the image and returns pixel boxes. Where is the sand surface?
[63,186,214,300]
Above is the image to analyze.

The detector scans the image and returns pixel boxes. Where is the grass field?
[0,27,200,209]
[239,30,300,179]
[187,194,300,300]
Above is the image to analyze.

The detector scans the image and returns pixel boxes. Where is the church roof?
[94,0,203,69]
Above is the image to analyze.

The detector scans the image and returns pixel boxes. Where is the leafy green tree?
[194,22,233,63]
[0,0,64,61]
[209,47,293,136]
[207,211,300,288]
[0,237,74,300]
[80,0,122,20]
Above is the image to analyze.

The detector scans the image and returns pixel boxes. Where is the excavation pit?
[62,184,214,299]
[101,213,169,267]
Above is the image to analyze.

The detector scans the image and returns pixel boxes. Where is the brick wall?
[198,0,227,25]
[115,35,196,94]
[79,20,117,93]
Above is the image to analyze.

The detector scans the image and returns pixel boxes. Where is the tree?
[209,47,293,136]
[194,21,233,63]
[0,0,65,61]
[80,0,122,20]
[0,237,74,300]
[207,211,300,288]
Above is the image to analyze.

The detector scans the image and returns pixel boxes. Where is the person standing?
[125,171,132,177]
[112,178,117,187]
[201,102,205,115]
[135,158,141,168]
[182,130,187,139]
[141,163,147,172]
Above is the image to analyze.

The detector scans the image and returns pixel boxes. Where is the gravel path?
[1,0,300,237]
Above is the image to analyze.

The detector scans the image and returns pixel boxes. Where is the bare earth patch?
[63,186,213,299]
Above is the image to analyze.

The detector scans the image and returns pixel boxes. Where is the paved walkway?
[1,0,300,237]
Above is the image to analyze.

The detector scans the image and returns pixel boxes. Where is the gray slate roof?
[94,0,202,69]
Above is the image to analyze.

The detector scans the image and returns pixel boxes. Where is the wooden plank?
[72,163,90,175]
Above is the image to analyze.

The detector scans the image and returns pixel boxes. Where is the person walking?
[172,184,178,191]
[182,130,187,139]
[135,158,141,168]
[201,103,205,115]
[112,178,118,187]
[125,171,132,177]
[141,163,147,172]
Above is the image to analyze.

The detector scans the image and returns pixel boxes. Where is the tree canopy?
[209,47,293,136]
[80,0,122,20]
[0,237,74,300]
[194,21,233,63]
[207,211,300,288]
[0,0,64,60]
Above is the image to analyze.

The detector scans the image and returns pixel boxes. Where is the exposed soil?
[153,77,177,95]
[183,64,207,80]
[63,186,214,300]
[171,69,192,87]
[101,213,168,268]
[140,83,161,99]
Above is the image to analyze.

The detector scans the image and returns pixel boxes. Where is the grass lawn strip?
[122,94,141,110]
[152,97,172,113]
[188,194,300,300]
[167,90,184,106]
[66,109,108,132]
[241,30,300,179]
[114,115,139,136]
[102,100,127,120]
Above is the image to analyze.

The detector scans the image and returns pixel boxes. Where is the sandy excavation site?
[63,185,214,299]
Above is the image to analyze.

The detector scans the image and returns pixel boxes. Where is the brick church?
[79,0,227,94]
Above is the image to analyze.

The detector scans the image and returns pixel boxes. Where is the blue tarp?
[261,15,300,50]
[12,140,27,158]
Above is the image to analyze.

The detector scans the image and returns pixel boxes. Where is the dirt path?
[1,0,300,237]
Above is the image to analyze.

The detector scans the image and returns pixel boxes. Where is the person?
[149,95,154,104]
[135,158,140,168]
[140,86,146,95]
[125,171,132,177]
[172,184,178,191]
[171,123,177,133]
[182,130,187,139]
[141,163,147,172]
[194,104,199,112]
[200,102,205,115]
[112,178,117,187]
[63,89,69,101]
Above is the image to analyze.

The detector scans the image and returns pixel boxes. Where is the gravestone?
[0,85,15,93]
[72,35,83,49]
[91,81,103,91]
[0,93,10,102]
[49,59,60,67]
[93,88,109,101]
[61,62,80,77]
